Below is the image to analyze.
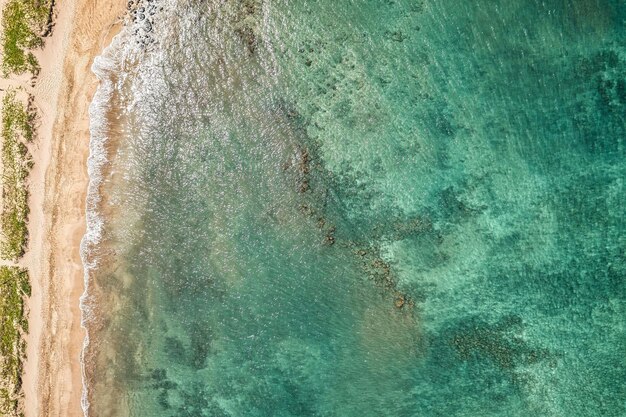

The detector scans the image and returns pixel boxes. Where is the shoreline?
[15,0,126,415]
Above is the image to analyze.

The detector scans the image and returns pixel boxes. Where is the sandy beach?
[2,0,127,415]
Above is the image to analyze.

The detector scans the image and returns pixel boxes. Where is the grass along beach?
[0,0,126,414]
[0,0,51,412]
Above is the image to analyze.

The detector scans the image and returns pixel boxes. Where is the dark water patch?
[232,0,262,54]
[450,315,551,372]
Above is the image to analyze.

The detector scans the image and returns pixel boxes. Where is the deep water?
[84,0,626,416]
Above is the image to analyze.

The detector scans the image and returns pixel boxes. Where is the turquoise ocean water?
[82,1,626,416]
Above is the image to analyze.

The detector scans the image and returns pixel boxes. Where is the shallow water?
[83,0,626,416]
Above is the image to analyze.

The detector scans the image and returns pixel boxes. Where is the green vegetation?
[1,0,52,75]
[0,91,33,260]
[0,1,44,414]
[0,266,29,416]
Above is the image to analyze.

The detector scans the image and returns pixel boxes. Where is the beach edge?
[22,0,126,415]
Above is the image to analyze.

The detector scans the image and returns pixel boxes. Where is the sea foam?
[79,3,163,412]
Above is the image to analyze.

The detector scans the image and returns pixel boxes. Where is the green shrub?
[1,0,52,75]
[0,91,33,260]
[0,266,29,415]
